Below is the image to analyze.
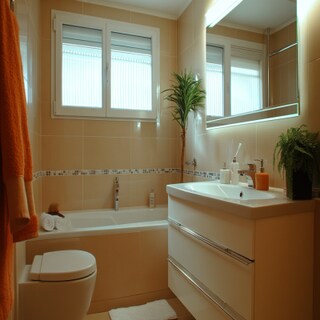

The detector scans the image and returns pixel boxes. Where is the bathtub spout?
[114,177,119,211]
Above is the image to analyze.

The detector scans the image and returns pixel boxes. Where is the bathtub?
[26,206,173,313]
[37,206,168,239]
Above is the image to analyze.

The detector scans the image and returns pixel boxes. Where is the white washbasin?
[183,182,275,200]
[167,182,313,219]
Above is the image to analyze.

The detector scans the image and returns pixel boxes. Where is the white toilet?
[19,250,97,320]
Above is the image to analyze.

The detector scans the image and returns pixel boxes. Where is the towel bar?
[168,218,254,265]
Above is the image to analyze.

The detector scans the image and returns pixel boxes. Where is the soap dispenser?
[255,159,269,191]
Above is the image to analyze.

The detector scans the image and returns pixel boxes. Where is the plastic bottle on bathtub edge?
[149,189,155,208]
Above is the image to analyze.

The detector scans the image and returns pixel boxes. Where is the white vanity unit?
[166,182,315,320]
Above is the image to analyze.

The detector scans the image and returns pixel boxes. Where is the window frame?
[51,10,160,120]
[206,34,265,121]
[106,20,159,120]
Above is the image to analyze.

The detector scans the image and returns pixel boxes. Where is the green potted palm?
[273,125,320,200]
[162,71,206,182]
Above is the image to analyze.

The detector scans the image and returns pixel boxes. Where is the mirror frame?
[205,3,299,129]
[206,103,299,128]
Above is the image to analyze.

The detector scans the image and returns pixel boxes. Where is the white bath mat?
[108,299,177,320]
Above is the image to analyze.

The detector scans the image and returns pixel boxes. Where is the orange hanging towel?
[0,0,39,319]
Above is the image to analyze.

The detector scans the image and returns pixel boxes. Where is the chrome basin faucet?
[238,163,256,188]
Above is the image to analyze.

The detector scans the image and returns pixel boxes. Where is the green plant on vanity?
[162,71,206,182]
[273,125,320,200]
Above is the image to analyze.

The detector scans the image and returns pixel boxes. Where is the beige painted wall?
[178,0,319,188]
[39,0,179,212]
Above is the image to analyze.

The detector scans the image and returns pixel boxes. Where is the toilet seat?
[29,250,96,282]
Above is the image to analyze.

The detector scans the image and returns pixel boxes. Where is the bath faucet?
[185,158,197,172]
[238,163,256,188]
[114,177,119,211]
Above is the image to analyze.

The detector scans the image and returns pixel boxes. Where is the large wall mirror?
[206,0,298,128]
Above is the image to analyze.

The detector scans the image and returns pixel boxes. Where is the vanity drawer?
[168,263,232,320]
[168,196,255,259]
[169,225,253,320]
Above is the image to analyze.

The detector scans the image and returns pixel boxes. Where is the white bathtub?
[37,206,168,240]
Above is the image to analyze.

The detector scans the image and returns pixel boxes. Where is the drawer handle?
[168,218,254,265]
[168,256,246,320]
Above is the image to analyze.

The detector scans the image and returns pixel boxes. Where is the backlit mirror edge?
[204,1,300,130]
[206,103,299,129]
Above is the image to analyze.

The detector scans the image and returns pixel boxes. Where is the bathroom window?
[108,28,156,119]
[206,35,264,119]
[52,11,160,120]
[62,25,103,110]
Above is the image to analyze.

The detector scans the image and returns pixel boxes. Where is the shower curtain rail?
[269,42,297,58]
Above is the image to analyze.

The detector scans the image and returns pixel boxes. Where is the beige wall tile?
[84,172,177,209]
[126,174,157,207]
[130,138,176,168]
[131,121,159,139]
[126,173,177,207]
[306,58,320,132]
[83,175,118,210]
[160,55,178,90]
[41,101,84,136]
[40,38,51,103]
[270,22,297,53]
[156,173,179,203]
[33,178,42,214]
[83,137,131,169]
[30,132,41,172]
[42,176,83,211]
[42,136,83,170]
[83,120,132,138]
[139,230,168,291]
[177,3,194,58]
[156,112,180,140]
[304,0,320,63]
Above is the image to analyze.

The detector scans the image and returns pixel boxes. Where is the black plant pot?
[286,170,312,200]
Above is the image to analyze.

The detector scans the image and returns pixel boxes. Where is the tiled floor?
[85,298,195,320]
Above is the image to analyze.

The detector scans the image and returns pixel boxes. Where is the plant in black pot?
[273,125,320,200]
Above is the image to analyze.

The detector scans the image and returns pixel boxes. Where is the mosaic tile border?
[185,170,219,180]
[33,168,219,180]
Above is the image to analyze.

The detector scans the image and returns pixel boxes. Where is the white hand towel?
[54,216,67,231]
[40,213,54,231]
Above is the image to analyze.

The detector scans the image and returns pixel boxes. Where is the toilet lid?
[30,250,96,281]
